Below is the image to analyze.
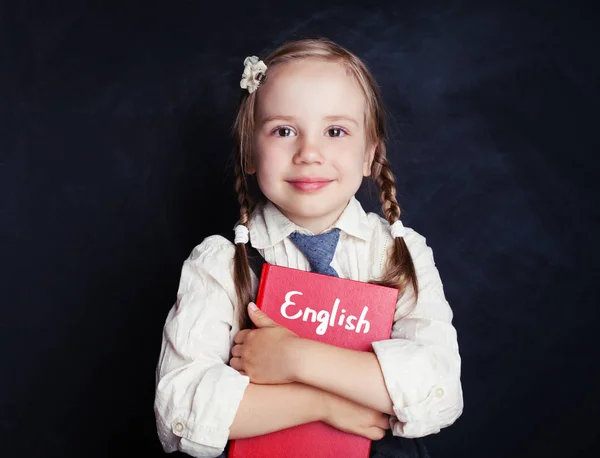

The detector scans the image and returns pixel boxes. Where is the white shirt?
[154,196,463,457]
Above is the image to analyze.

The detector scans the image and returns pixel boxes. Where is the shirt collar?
[248,196,372,249]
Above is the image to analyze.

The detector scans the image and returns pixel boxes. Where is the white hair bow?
[240,56,267,93]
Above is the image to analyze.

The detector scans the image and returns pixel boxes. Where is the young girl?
[154,37,463,458]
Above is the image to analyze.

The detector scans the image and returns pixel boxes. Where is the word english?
[280,291,370,336]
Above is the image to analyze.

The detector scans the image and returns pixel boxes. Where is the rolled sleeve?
[372,230,463,437]
[154,236,250,457]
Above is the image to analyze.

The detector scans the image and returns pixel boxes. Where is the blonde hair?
[231,37,418,330]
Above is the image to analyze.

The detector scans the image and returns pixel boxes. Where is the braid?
[371,150,419,310]
[374,154,401,222]
[233,158,255,330]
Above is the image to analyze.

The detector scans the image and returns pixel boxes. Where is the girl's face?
[251,58,375,234]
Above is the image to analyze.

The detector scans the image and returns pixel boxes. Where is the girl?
[154,37,463,458]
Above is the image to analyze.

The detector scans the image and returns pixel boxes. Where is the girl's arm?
[232,303,395,415]
[288,231,463,436]
[154,238,260,457]
[155,237,388,458]
[230,382,389,440]
[288,338,395,415]
[229,382,326,438]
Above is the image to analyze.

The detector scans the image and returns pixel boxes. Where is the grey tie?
[289,228,340,277]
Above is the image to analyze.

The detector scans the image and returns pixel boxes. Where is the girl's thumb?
[248,302,275,328]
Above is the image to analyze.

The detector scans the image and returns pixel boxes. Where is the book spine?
[227,441,237,457]
[255,263,270,310]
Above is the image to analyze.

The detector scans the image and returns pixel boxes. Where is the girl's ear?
[363,142,377,177]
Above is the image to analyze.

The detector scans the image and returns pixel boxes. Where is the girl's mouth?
[286,179,333,192]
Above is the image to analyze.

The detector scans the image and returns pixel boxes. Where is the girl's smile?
[286,177,334,192]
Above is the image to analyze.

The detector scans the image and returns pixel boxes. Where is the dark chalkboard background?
[1,0,598,457]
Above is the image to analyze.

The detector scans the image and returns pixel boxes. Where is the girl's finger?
[231,344,243,357]
[234,329,250,344]
[229,356,242,371]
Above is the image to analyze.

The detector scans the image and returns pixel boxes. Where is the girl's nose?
[293,138,324,165]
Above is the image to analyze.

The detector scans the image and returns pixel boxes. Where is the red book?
[228,264,398,458]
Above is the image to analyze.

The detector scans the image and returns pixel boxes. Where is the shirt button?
[174,422,184,433]
[435,387,445,398]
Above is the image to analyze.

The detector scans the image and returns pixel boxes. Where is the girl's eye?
[273,127,295,137]
[326,127,347,137]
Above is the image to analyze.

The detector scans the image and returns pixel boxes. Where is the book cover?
[228,264,399,458]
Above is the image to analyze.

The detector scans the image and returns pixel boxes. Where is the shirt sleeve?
[154,236,250,457]
[371,229,464,438]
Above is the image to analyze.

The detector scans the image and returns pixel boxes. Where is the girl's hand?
[322,391,390,440]
[230,303,299,384]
